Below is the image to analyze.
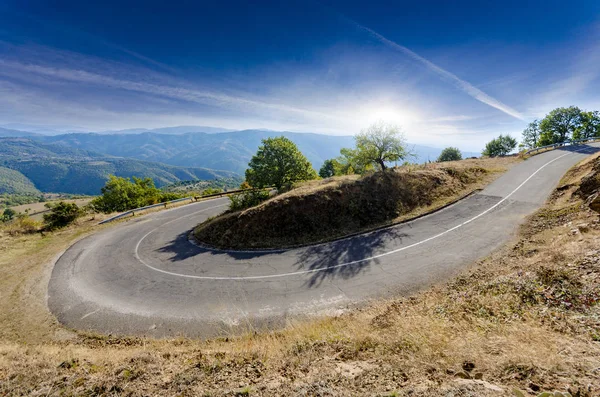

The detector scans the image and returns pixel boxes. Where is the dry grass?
[3,154,600,396]
[195,157,519,250]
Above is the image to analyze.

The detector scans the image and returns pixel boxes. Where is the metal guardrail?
[98,187,274,225]
[525,137,600,155]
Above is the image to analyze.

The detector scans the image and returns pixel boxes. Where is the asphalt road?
[49,144,600,337]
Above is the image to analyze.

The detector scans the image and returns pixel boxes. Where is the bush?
[201,188,223,196]
[43,201,83,230]
[1,208,15,222]
[229,189,270,211]
[437,147,462,162]
[158,192,185,202]
[3,215,41,235]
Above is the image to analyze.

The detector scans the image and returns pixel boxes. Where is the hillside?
[0,138,237,195]
[195,157,517,249]
[0,166,40,195]
[34,129,478,173]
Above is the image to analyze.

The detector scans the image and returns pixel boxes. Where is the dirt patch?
[195,158,516,249]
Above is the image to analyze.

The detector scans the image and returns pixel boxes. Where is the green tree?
[437,147,462,162]
[245,136,317,189]
[573,110,600,140]
[538,106,582,146]
[43,201,83,230]
[335,147,371,175]
[521,119,541,149]
[91,175,161,213]
[353,122,410,171]
[319,159,341,178]
[482,134,517,157]
[1,208,16,222]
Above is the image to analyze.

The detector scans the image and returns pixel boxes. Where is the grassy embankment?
[1,154,600,395]
[195,157,518,249]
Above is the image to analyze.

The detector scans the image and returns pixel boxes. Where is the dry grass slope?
[195,157,517,249]
[1,154,600,396]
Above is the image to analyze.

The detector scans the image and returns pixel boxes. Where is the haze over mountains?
[0,126,479,195]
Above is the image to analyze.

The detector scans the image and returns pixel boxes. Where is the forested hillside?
[38,130,472,173]
[0,138,237,195]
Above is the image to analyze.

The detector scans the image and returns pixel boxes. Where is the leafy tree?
[245,136,317,190]
[521,119,541,149]
[574,110,600,140]
[352,121,410,171]
[43,201,83,230]
[239,181,252,190]
[318,159,341,178]
[1,208,15,222]
[335,147,372,175]
[437,147,462,162]
[482,134,517,157]
[91,175,161,213]
[538,106,582,146]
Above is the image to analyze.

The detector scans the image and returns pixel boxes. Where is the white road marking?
[134,149,582,280]
[80,309,100,320]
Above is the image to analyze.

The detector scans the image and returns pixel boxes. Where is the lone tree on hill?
[482,134,517,157]
[245,136,317,190]
[353,121,411,171]
[437,147,462,162]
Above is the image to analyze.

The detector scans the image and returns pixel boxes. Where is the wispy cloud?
[341,16,525,120]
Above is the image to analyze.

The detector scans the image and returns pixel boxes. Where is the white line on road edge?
[134,149,583,280]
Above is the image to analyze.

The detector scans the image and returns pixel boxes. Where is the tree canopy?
[520,107,600,149]
[538,106,583,146]
[318,159,340,178]
[351,122,410,171]
[245,136,317,189]
[437,147,462,162]
[91,175,168,213]
[521,120,540,149]
[482,134,517,157]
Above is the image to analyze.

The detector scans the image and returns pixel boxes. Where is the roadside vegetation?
[1,144,599,396]
[195,122,517,249]
[520,106,600,149]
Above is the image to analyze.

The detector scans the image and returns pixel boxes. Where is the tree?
[245,136,318,190]
[335,147,372,175]
[91,175,161,213]
[437,147,462,162]
[319,159,340,178]
[538,106,582,146]
[353,121,410,171]
[574,110,600,140]
[43,201,83,230]
[482,134,517,157]
[521,119,540,149]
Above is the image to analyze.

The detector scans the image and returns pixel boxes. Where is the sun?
[359,106,415,127]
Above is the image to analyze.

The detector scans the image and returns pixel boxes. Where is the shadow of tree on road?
[157,229,281,262]
[294,227,410,288]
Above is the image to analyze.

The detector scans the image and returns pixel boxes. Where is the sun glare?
[359,106,415,127]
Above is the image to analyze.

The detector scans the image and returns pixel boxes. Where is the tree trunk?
[378,159,386,171]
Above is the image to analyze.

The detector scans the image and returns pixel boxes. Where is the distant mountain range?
[0,138,235,195]
[0,125,480,195]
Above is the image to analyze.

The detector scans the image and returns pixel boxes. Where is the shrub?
[201,188,223,196]
[229,189,270,211]
[1,208,15,222]
[3,215,41,235]
[43,201,83,230]
[437,147,462,162]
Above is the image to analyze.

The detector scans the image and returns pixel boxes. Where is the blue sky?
[0,0,599,150]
